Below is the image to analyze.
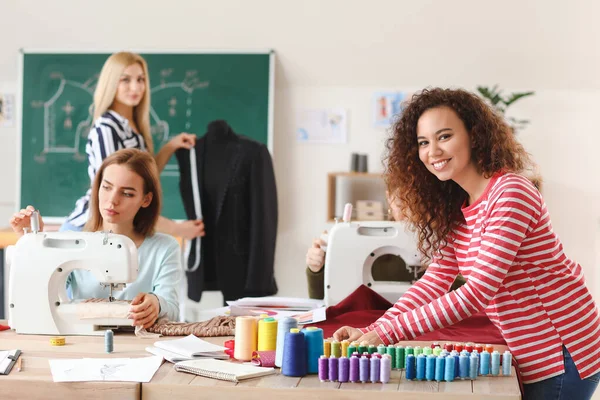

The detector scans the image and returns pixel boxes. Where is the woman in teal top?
[10,148,180,327]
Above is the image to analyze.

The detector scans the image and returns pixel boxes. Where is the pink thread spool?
[343,203,353,223]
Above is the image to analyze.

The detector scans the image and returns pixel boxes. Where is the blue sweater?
[69,233,180,321]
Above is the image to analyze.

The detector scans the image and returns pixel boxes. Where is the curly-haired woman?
[333,88,600,400]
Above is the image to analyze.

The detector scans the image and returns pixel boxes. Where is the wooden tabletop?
[1,322,521,400]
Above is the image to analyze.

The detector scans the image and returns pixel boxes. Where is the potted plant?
[476,85,534,133]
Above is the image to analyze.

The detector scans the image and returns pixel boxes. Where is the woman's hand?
[356,330,385,346]
[306,235,326,272]
[129,293,160,329]
[176,219,205,240]
[333,325,364,342]
[168,133,196,151]
[9,205,44,237]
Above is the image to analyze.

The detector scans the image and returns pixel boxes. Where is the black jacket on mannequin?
[175,120,278,302]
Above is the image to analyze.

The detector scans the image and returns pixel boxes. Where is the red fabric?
[312,285,505,345]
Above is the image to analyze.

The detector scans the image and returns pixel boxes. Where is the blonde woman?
[62,52,204,240]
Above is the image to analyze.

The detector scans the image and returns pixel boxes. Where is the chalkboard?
[18,50,274,222]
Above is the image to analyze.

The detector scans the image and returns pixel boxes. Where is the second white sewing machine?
[7,226,139,336]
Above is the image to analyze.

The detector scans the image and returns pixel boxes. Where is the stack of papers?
[226,296,327,324]
[49,356,162,382]
[146,335,228,363]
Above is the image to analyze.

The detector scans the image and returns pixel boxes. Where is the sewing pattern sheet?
[48,356,162,382]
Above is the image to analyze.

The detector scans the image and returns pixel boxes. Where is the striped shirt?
[361,172,600,384]
[66,110,147,227]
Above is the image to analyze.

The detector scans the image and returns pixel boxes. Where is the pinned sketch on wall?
[296,108,347,144]
[0,93,15,127]
[373,91,411,127]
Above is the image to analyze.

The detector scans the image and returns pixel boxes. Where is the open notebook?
[154,335,227,359]
[174,359,275,382]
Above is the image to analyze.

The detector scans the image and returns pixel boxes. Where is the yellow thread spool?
[341,340,349,358]
[323,338,331,358]
[257,317,278,351]
[331,340,341,358]
[234,316,258,361]
[50,336,65,346]
[290,328,300,333]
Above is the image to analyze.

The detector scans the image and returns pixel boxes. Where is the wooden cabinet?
[327,172,389,222]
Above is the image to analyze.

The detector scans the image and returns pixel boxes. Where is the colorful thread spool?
[323,339,332,358]
[341,340,349,359]
[454,343,464,353]
[368,344,377,355]
[318,356,329,381]
[380,354,392,383]
[405,354,416,380]
[377,344,386,356]
[281,328,307,377]
[444,342,453,352]
[491,351,500,376]
[425,354,436,381]
[349,354,360,382]
[474,344,484,353]
[414,346,423,357]
[465,342,474,353]
[328,356,339,382]
[444,354,455,382]
[479,350,490,376]
[348,343,357,358]
[359,354,370,383]
[502,351,512,376]
[469,352,479,380]
[234,316,258,361]
[431,342,440,349]
[393,345,403,369]
[358,342,368,355]
[451,351,460,378]
[370,354,381,383]
[105,329,114,353]
[275,317,297,367]
[485,344,494,354]
[416,354,426,381]
[433,347,442,357]
[423,347,433,356]
[404,346,414,369]
[257,317,278,351]
[302,327,324,374]
[435,356,445,382]
[331,340,342,358]
[338,356,350,382]
[459,353,469,379]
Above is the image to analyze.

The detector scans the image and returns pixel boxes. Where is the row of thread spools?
[319,340,512,383]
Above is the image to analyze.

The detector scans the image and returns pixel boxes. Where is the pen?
[17,356,22,372]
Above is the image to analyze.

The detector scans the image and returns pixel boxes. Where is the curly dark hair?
[385,87,537,261]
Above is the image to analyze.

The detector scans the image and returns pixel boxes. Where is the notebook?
[146,346,229,363]
[174,358,276,382]
[154,335,227,359]
[0,349,21,375]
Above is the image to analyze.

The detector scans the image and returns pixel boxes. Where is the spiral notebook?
[174,359,275,382]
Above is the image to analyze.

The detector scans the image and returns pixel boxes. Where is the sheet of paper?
[296,108,347,144]
[48,356,163,382]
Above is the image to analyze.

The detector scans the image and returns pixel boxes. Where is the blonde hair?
[84,149,161,236]
[93,52,154,154]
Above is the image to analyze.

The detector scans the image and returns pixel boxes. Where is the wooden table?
[1,322,521,400]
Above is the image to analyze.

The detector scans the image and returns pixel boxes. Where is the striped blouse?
[66,110,147,227]
[361,172,600,384]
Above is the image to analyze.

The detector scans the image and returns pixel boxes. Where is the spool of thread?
[358,342,368,355]
[451,352,460,379]
[303,327,324,374]
[443,342,453,352]
[502,351,512,376]
[370,354,381,383]
[348,344,357,358]
[359,355,370,383]
[393,345,403,369]
[423,347,433,356]
[341,340,349,358]
[338,356,350,382]
[30,210,40,233]
[469,352,479,380]
[465,343,474,353]
[343,203,353,223]
[324,339,332,358]
[50,336,65,346]
[318,356,329,381]
[362,351,371,359]
[435,356,445,382]
[281,328,307,377]
[474,344,484,354]
[404,346,414,369]
[416,354,426,381]
[426,354,436,381]
[444,355,455,382]
[331,340,342,358]
[414,346,423,357]
[405,354,416,380]
[431,342,440,349]
[485,344,494,354]
[459,354,469,379]
[275,317,297,367]
[433,347,442,357]
[454,343,464,353]
[258,317,278,351]
[349,354,360,382]
[105,329,114,353]
[234,316,258,361]
[491,351,500,376]
[480,350,490,376]
[380,354,392,383]
[328,356,339,382]
[368,344,377,355]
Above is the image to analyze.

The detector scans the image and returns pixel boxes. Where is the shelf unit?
[326,172,389,222]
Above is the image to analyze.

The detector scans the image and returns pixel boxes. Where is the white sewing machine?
[7,225,139,336]
[323,211,421,306]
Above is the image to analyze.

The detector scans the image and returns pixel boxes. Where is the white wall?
[1,0,599,305]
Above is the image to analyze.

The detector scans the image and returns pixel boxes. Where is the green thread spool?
[423,347,433,356]
[368,345,377,354]
[331,340,342,358]
[347,345,357,358]
[386,345,396,369]
[377,344,387,355]
[395,345,405,369]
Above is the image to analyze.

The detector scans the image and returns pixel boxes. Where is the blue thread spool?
[459,354,469,379]
[444,354,455,382]
[435,356,445,382]
[416,354,426,380]
[425,354,436,381]
[105,329,113,353]
[405,354,416,380]
[349,354,360,382]
[453,354,460,378]
[480,350,490,376]
[491,351,500,376]
[281,329,307,377]
[275,317,297,368]
[395,345,404,369]
[469,352,478,380]
[404,346,414,369]
[302,327,324,374]
[502,351,512,376]
[370,355,381,383]
[359,355,370,383]
[338,356,350,382]
[328,356,339,382]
